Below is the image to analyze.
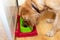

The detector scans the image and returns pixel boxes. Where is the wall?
[0,0,17,40]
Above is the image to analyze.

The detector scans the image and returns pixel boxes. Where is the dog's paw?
[46,30,55,37]
[46,19,54,23]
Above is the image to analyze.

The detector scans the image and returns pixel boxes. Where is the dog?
[19,0,40,27]
[19,0,46,27]
[19,0,60,37]
[33,0,60,37]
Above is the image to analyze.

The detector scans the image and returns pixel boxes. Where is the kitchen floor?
[15,10,60,40]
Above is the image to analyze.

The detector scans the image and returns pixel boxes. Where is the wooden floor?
[16,10,60,40]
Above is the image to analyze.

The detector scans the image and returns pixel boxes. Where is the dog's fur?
[44,0,60,37]
[33,0,60,37]
[19,0,60,37]
[19,0,40,27]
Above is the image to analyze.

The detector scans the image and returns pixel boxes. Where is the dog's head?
[20,6,40,27]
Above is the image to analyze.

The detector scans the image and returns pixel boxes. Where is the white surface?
[0,0,12,40]
[0,0,17,40]
[0,18,7,40]
[18,0,25,6]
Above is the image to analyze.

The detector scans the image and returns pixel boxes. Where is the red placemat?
[15,15,38,37]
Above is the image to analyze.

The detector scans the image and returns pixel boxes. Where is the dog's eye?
[31,2,40,13]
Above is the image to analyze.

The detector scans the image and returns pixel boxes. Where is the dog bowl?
[20,17,33,33]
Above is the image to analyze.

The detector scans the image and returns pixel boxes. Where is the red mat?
[15,15,38,37]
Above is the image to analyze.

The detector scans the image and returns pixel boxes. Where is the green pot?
[20,17,33,33]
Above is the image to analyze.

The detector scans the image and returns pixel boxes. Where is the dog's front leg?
[46,12,58,37]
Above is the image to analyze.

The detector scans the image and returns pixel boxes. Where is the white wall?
[0,0,17,40]
[0,18,7,40]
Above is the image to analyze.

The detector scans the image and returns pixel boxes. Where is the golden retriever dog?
[19,0,40,27]
[19,0,60,37]
[32,0,60,37]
